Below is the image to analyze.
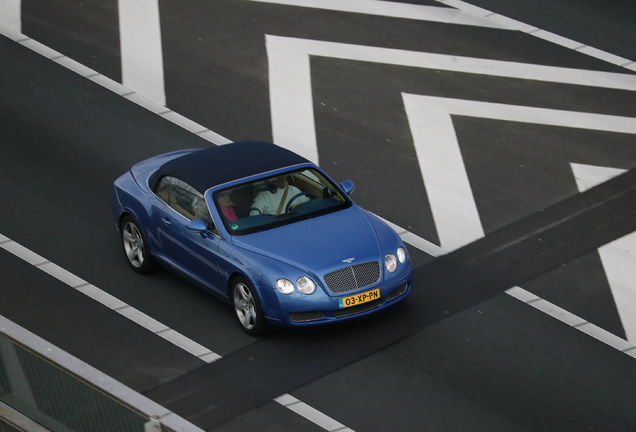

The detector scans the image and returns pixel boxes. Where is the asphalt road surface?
[1,1,636,431]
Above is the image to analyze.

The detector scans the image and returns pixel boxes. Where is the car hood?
[231,207,383,277]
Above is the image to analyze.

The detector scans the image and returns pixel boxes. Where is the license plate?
[338,289,380,308]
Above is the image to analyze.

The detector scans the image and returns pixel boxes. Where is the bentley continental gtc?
[111,141,412,335]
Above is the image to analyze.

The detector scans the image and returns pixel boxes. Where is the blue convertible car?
[111,141,411,335]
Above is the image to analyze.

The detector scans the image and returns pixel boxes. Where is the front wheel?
[121,215,155,274]
[232,276,268,336]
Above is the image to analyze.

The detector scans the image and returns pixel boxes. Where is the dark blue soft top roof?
[149,141,309,193]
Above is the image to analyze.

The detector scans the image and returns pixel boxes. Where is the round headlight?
[385,253,397,272]
[397,247,407,264]
[296,276,316,294]
[276,278,294,294]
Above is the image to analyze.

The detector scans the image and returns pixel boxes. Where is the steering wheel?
[286,192,317,212]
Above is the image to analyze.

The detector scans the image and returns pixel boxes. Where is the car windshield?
[212,168,351,235]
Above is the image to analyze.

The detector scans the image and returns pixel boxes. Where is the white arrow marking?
[571,163,636,344]
[266,35,636,164]
[403,94,636,250]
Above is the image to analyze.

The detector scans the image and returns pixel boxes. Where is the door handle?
[162,217,172,225]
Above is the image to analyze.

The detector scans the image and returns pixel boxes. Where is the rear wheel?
[232,276,268,336]
[121,215,155,274]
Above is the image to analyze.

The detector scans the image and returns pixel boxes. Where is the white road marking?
[571,163,627,194]
[402,93,636,250]
[0,26,231,145]
[275,394,354,432]
[253,0,636,72]
[268,41,318,162]
[119,0,166,105]
[249,0,510,29]
[506,287,636,355]
[571,163,636,344]
[401,95,636,348]
[0,233,221,364]
[402,95,484,251]
[0,0,20,32]
[404,94,636,134]
[266,36,636,91]
[437,0,636,72]
[266,35,636,164]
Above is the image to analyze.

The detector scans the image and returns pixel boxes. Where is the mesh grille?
[323,261,380,293]
[334,299,381,318]
[288,311,325,322]
[385,284,408,302]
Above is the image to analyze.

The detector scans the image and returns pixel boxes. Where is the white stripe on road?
[118,0,166,105]
[0,0,20,32]
[266,36,636,91]
[0,233,221,364]
[275,394,354,432]
[402,95,484,251]
[0,28,232,145]
[249,0,510,29]
[403,94,636,135]
[437,0,636,72]
[268,42,318,162]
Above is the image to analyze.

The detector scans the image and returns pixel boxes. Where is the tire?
[120,215,155,274]
[232,276,268,336]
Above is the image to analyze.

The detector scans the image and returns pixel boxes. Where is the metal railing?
[0,333,170,432]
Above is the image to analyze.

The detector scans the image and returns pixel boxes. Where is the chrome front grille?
[323,261,380,294]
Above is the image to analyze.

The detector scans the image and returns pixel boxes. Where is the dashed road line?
[0,233,222,364]
[274,394,354,432]
[0,27,231,145]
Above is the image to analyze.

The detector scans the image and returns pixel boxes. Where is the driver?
[249,176,309,216]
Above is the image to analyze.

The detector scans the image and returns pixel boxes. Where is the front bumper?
[264,274,412,329]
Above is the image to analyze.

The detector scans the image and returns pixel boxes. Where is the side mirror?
[340,180,355,195]
[186,219,209,233]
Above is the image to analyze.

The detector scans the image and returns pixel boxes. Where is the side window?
[156,176,213,226]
